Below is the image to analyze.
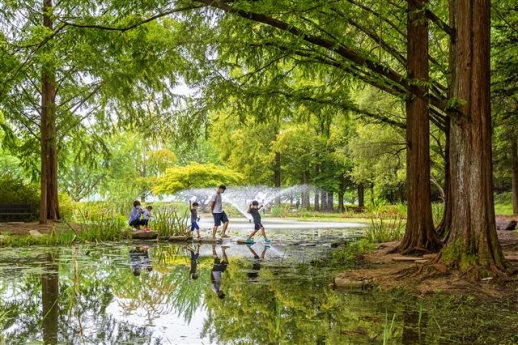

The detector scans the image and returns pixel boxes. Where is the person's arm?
[247,204,252,213]
[258,204,263,211]
[210,195,215,212]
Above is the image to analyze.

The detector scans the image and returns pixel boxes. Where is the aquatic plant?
[150,205,189,237]
[364,215,405,243]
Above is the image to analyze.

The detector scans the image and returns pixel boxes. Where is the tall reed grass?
[151,205,189,237]
[364,215,405,243]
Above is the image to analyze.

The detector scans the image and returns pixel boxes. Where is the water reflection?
[0,241,516,344]
[129,246,152,276]
[42,251,58,344]
[210,244,229,300]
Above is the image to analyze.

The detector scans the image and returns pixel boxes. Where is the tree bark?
[511,133,518,215]
[327,191,334,212]
[398,0,442,254]
[338,175,346,213]
[357,183,364,209]
[436,0,456,239]
[440,0,508,274]
[274,151,281,207]
[301,172,310,209]
[40,0,60,223]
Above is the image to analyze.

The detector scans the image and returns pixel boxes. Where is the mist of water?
[175,185,317,218]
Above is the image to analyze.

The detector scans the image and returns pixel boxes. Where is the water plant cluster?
[0,202,191,247]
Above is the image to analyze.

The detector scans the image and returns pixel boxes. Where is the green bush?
[59,193,74,220]
[0,176,40,221]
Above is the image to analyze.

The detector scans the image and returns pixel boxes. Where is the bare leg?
[221,221,229,235]
[221,246,229,262]
[212,225,218,240]
[260,226,267,239]
[247,230,258,240]
[247,246,258,257]
[196,229,201,238]
[212,243,217,258]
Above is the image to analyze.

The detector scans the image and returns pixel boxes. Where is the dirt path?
[0,221,81,236]
[336,229,518,297]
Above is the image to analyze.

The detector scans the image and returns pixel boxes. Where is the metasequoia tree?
[491,3,518,216]
[1,0,192,222]
[439,0,509,274]
[186,0,511,274]
[399,0,442,254]
[40,0,61,221]
[191,0,443,251]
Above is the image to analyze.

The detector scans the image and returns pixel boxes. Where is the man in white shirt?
[210,184,230,240]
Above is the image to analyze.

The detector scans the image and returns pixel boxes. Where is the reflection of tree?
[111,244,209,325]
[0,246,160,344]
[200,257,396,344]
[42,251,59,344]
[2,244,517,344]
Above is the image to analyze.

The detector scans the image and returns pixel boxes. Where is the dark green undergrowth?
[379,291,518,344]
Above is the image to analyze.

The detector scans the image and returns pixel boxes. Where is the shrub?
[0,176,39,221]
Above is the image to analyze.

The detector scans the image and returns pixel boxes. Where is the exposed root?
[399,246,436,256]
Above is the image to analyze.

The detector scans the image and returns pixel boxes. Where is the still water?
[0,226,517,344]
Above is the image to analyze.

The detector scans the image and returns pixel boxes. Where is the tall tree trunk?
[436,0,456,239]
[274,151,281,207]
[440,0,508,275]
[436,118,452,239]
[327,191,334,212]
[40,0,60,223]
[338,175,346,213]
[357,183,365,209]
[321,190,327,211]
[313,188,320,211]
[511,133,518,215]
[314,165,320,211]
[398,0,441,254]
[301,172,310,209]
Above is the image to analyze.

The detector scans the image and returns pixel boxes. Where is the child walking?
[245,200,270,244]
[187,201,201,239]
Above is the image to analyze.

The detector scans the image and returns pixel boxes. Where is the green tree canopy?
[153,163,242,195]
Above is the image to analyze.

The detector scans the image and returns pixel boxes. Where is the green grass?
[494,203,514,216]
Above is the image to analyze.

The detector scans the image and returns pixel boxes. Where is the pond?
[0,222,517,344]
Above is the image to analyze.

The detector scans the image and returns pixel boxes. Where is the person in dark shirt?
[188,201,201,239]
[129,246,152,276]
[245,200,271,244]
[246,244,269,281]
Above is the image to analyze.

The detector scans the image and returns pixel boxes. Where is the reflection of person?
[245,200,270,244]
[210,244,229,299]
[129,246,152,276]
[210,184,230,240]
[142,205,153,231]
[246,244,268,280]
[189,201,201,239]
[129,200,146,230]
[185,243,200,280]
